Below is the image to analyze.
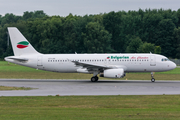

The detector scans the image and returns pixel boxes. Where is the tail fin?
[8,27,39,56]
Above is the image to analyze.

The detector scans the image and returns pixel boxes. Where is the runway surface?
[0,79,180,96]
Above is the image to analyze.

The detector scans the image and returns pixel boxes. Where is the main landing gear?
[91,76,99,82]
[151,72,155,82]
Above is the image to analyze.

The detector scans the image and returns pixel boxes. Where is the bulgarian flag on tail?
[17,41,29,49]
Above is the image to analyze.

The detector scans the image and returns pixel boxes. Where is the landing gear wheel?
[91,76,99,82]
[95,76,99,81]
[151,78,155,82]
[151,72,155,82]
[91,77,96,82]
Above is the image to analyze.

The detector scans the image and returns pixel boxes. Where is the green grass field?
[0,95,180,120]
[0,61,180,80]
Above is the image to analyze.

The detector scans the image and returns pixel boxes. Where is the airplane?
[5,27,176,82]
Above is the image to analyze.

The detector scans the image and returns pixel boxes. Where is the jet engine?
[100,69,125,78]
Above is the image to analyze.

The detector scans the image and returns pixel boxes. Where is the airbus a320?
[5,27,176,82]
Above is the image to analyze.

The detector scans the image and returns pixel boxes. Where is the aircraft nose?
[171,62,176,70]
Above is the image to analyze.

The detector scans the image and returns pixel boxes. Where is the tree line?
[0,9,180,59]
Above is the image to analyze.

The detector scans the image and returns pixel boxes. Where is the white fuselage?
[5,53,176,73]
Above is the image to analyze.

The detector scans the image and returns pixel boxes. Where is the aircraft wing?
[71,60,126,71]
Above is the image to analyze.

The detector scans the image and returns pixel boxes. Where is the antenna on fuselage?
[75,52,77,54]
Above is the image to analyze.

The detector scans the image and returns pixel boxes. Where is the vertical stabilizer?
[8,27,39,56]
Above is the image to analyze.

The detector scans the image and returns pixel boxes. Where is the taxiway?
[0,79,180,96]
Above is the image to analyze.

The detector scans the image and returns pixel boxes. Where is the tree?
[137,42,155,53]
[173,27,180,58]
[103,11,122,52]
[126,36,143,53]
[154,46,161,54]
[1,13,22,26]
[156,19,176,57]
[82,22,113,53]
[176,44,180,58]
[23,11,33,20]
[63,14,79,53]
[142,12,163,43]
[23,10,47,20]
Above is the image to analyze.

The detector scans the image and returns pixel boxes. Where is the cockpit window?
[161,58,170,61]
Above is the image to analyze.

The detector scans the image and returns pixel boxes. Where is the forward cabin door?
[150,55,156,66]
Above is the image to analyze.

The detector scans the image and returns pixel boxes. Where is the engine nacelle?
[77,68,90,74]
[100,69,125,78]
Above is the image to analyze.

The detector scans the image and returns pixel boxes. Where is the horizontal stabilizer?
[5,56,28,62]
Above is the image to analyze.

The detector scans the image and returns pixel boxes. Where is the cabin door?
[150,55,156,66]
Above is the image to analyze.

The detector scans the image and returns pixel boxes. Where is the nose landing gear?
[151,72,155,82]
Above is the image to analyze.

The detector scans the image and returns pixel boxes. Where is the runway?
[0,79,180,96]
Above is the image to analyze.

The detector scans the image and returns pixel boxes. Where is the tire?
[91,77,96,82]
[151,78,155,82]
[91,76,99,82]
[95,76,99,81]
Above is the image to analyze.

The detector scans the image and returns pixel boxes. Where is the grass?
[0,86,33,90]
[0,95,180,120]
[0,61,180,80]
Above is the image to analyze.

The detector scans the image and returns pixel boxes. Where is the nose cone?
[170,62,176,70]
